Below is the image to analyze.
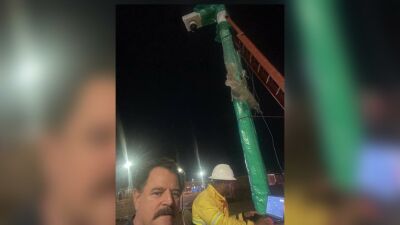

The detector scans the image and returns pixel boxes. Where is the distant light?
[178,167,184,173]
[124,161,132,169]
[18,60,40,81]
[198,170,205,177]
[14,53,45,91]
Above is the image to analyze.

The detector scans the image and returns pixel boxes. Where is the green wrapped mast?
[294,0,362,191]
[182,4,270,213]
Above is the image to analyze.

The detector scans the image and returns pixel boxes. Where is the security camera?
[189,21,198,31]
[182,12,202,32]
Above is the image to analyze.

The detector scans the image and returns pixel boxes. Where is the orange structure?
[226,16,285,109]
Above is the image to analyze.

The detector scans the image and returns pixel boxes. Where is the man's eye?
[152,192,162,196]
[172,192,181,198]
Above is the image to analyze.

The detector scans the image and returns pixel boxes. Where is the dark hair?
[133,158,184,192]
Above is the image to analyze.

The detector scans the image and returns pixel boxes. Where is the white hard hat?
[209,164,236,181]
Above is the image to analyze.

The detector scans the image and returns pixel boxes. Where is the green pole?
[294,0,362,190]
[190,4,270,213]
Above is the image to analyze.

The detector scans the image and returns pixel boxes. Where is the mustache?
[153,206,175,220]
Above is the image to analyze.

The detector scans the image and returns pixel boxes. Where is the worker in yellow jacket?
[192,164,273,225]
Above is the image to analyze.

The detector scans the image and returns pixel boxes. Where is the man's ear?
[133,188,142,211]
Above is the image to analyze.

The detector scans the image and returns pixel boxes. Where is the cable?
[260,115,284,173]
[248,68,284,173]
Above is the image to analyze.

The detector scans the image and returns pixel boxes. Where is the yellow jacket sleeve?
[195,200,254,225]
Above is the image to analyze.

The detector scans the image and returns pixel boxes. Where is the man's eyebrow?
[150,187,181,193]
[151,187,166,192]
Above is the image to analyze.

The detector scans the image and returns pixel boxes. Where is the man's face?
[134,167,181,225]
[42,76,115,225]
[223,180,236,197]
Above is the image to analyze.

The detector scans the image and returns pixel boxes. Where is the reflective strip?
[193,218,206,225]
[211,212,223,225]
[238,213,243,221]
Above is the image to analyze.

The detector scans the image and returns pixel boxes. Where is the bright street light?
[124,161,132,169]
[198,170,204,177]
[178,167,184,173]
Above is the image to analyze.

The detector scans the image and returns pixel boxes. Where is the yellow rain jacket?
[192,185,255,225]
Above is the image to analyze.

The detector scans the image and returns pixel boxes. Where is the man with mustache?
[128,158,183,225]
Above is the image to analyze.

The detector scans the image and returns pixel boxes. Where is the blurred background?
[0,0,115,225]
[1,0,400,225]
[286,0,400,224]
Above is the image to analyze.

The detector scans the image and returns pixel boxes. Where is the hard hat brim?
[209,176,237,181]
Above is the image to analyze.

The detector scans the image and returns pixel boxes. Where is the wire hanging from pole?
[248,67,284,173]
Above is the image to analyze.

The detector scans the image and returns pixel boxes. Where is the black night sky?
[116,5,284,185]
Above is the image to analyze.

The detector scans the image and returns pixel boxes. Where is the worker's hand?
[254,216,274,225]
[243,211,258,219]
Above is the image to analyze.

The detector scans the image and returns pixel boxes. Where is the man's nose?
[161,190,174,206]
